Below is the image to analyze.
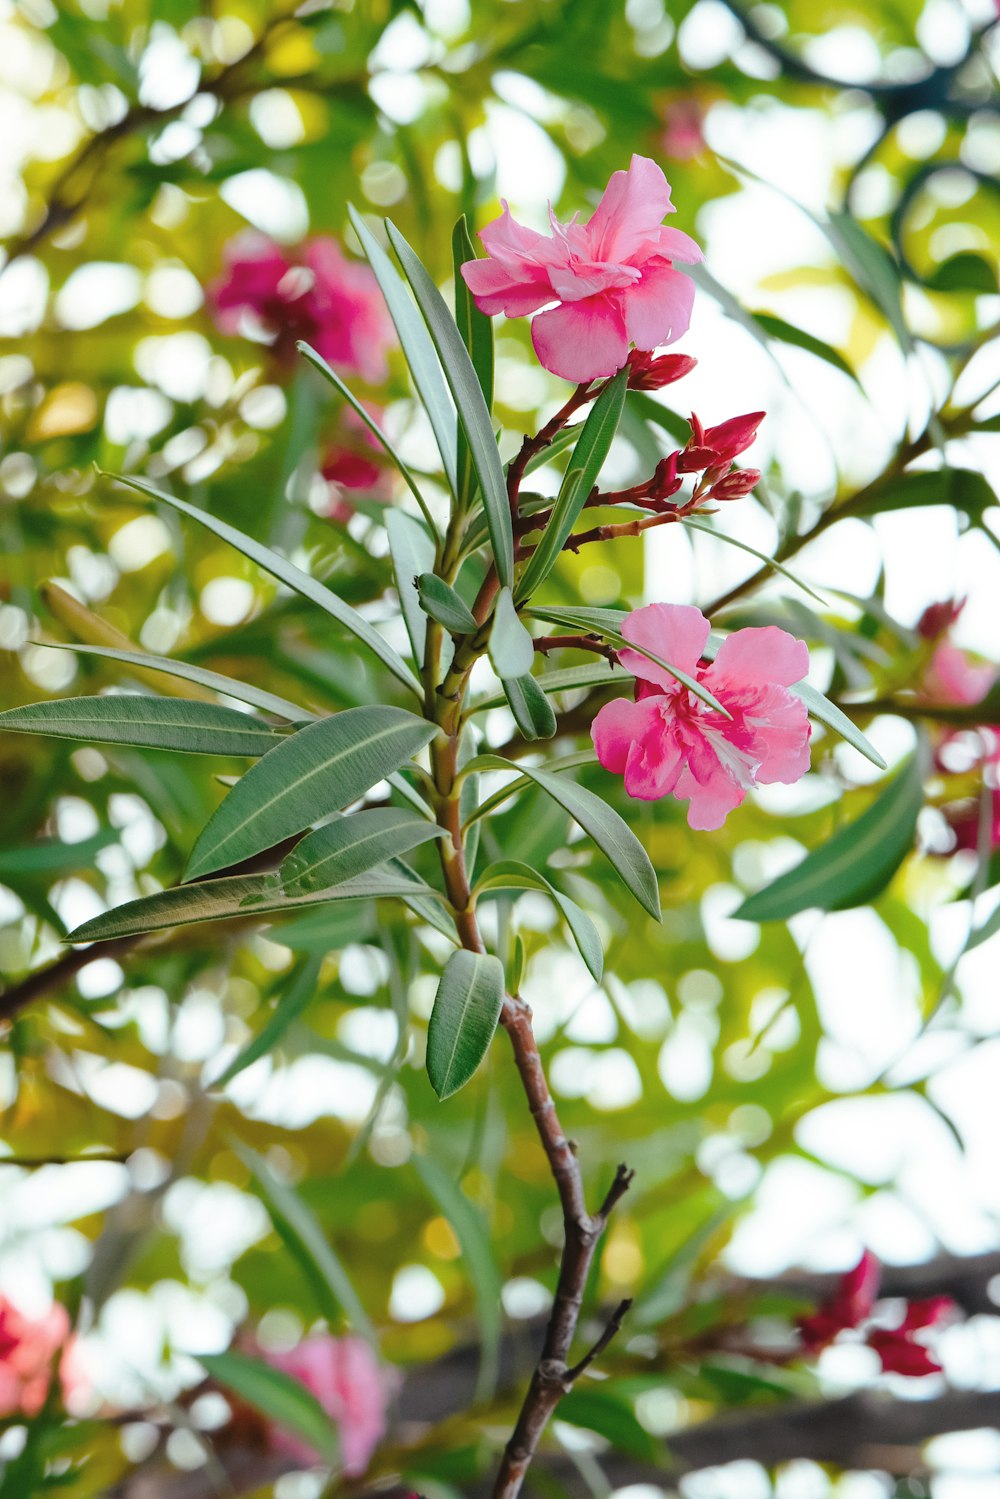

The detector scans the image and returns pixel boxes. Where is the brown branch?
[532,634,619,661]
[564,1295,633,1382]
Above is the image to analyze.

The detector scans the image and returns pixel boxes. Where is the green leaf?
[426,948,505,1099]
[386,509,436,664]
[200,1351,339,1464]
[297,340,437,533]
[735,754,923,921]
[217,955,322,1085]
[43,643,313,722]
[67,870,442,943]
[347,207,458,493]
[791,681,887,770]
[558,1388,661,1461]
[384,219,514,588]
[280,808,445,896]
[515,368,628,600]
[475,859,604,981]
[236,1141,377,1344]
[0,829,117,878]
[679,517,828,605]
[488,587,534,679]
[521,421,585,476]
[827,211,910,348]
[750,311,859,382]
[0,695,284,757]
[453,215,495,508]
[414,1154,501,1401]
[851,467,997,522]
[472,756,660,920]
[627,389,691,445]
[925,251,997,294]
[501,673,558,741]
[185,705,438,880]
[417,573,478,634]
[107,472,421,697]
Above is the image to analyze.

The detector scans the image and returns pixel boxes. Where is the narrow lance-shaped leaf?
[68,870,444,944]
[489,587,534,678]
[297,339,438,535]
[280,808,445,896]
[501,673,558,742]
[217,955,322,1085]
[106,472,421,697]
[470,755,661,920]
[426,948,505,1100]
[475,859,604,981]
[236,1141,377,1346]
[453,214,494,508]
[44,642,314,722]
[347,206,458,493]
[200,1351,339,1464]
[515,367,629,601]
[735,753,924,922]
[185,705,438,880]
[386,508,435,664]
[417,573,478,634]
[750,311,859,383]
[471,660,621,712]
[0,695,285,757]
[384,219,514,588]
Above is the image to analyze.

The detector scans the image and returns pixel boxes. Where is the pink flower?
[0,1295,75,1418]
[796,1256,955,1377]
[210,233,394,381]
[627,349,697,389]
[923,644,996,707]
[461,155,701,383]
[264,1335,389,1475]
[591,604,811,830]
[321,407,390,522]
[660,96,706,160]
[798,1251,880,1352]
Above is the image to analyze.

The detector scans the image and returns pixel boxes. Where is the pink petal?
[622,258,696,350]
[675,760,748,830]
[618,603,711,688]
[585,154,675,262]
[925,644,996,706]
[592,696,655,773]
[531,294,629,381]
[711,627,809,689]
[461,256,555,317]
[479,201,563,272]
[652,225,703,264]
[747,686,812,784]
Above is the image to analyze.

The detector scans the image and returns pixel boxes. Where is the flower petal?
[585,154,675,262]
[711,626,809,689]
[623,258,696,350]
[531,294,629,382]
[462,256,556,317]
[619,602,711,688]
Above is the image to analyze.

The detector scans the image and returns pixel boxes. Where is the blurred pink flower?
[923,643,996,707]
[461,155,701,383]
[0,1295,75,1418]
[264,1334,388,1475]
[591,604,810,830]
[321,407,389,522]
[798,1250,880,1352]
[210,233,393,381]
[660,96,706,160]
[796,1255,955,1377]
[868,1297,954,1377]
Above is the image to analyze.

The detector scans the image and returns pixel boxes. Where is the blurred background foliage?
[1,0,1000,1495]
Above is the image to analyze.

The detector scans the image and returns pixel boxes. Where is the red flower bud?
[711,467,761,500]
[899,1296,956,1332]
[702,411,766,460]
[917,598,965,640]
[867,1329,943,1378]
[627,350,698,390]
[677,444,719,473]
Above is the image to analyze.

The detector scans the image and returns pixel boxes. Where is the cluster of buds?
[798,1252,955,1377]
[603,403,765,515]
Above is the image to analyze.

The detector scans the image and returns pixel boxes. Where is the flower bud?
[917,598,965,640]
[627,350,698,390]
[710,467,761,500]
[702,411,765,460]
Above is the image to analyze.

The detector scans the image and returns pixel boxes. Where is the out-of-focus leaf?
[236,1142,376,1344]
[414,1154,501,1400]
[385,219,514,588]
[751,310,858,382]
[347,206,458,493]
[827,211,910,348]
[107,472,422,696]
[386,509,436,665]
[488,588,534,678]
[426,948,505,1099]
[280,808,444,896]
[45,642,313,722]
[0,829,117,877]
[515,367,628,600]
[68,871,442,943]
[680,516,828,605]
[735,754,923,921]
[453,214,494,507]
[199,1350,339,1462]
[924,251,997,294]
[472,661,621,711]
[470,756,661,920]
[851,467,997,522]
[185,706,438,879]
[417,573,478,634]
[216,955,322,1085]
[475,859,604,981]
[501,673,558,741]
[0,696,284,757]
[558,1387,661,1460]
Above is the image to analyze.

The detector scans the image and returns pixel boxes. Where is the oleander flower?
[0,1295,76,1419]
[591,604,811,830]
[264,1334,389,1475]
[798,1250,880,1352]
[210,233,394,381]
[321,407,390,522]
[461,154,701,383]
[797,1255,955,1377]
